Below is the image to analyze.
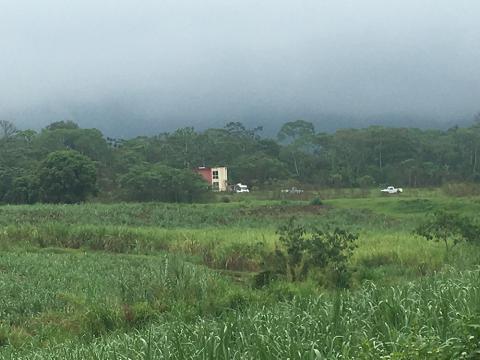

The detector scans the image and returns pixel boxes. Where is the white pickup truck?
[234,183,250,193]
[381,186,403,194]
[281,187,304,194]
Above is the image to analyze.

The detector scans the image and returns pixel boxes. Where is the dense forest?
[1,117,480,204]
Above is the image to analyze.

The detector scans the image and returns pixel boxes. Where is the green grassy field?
[0,192,479,358]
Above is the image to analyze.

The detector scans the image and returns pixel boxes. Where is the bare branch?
[0,120,18,139]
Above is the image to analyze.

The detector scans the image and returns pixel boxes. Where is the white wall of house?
[211,167,228,191]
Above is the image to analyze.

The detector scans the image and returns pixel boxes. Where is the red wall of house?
[194,167,212,183]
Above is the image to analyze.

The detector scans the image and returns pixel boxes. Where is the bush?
[414,211,480,253]
[309,197,323,206]
[271,218,358,287]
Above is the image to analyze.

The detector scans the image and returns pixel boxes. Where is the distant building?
[194,166,228,191]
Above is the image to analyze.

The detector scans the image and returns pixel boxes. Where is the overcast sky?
[1,0,479,136]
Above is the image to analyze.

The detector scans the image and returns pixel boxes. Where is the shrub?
[273,218,358,287]
[414,211,479,253]
[309,197,323,206]
[307,228,358,274]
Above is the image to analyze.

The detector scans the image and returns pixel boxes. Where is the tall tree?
[37,150,97,203]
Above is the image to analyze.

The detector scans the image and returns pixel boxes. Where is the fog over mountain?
[1,0,479,137]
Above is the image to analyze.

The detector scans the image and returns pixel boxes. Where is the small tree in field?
[274,218,358,286]
[277,218,308,282]
[307,228,358,286]
[415,211,479,254]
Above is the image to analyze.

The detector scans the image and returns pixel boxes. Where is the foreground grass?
[0,249,255,348]
[0,195,479,358]
[2,268,480,359]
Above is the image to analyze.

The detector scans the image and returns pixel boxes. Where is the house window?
[212,170,219,180]
[212,181,219,190]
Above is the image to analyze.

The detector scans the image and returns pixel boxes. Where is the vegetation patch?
[0,197,479,358]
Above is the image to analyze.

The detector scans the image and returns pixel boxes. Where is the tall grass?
[2,269,480,359]
[0,249,258,347]
[1,197,479,358]
[0,199,409,229]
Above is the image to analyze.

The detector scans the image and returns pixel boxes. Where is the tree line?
[1,117,480,203]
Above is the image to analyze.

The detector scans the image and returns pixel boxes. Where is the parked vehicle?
[234,183,250,193]
[281,187,304,194]
[381,186,403,194]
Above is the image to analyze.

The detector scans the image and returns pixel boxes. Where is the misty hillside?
[2,1,480,137]
[8,100,474,138]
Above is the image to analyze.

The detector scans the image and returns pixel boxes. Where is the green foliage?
[37,150,97,203]
[357,175,375,188]
[415,211,479,252]
[0,249,249,345]
[0,167,15,201]
[119,163,209,202]
[45,120,80,130]
[309,197,323,206]
[0,198,479,358]
[3,173,39,204]
[277,120,315,143]
[276,219,307,281]
[2,266,480,359]
[274,218,358,285]
[307,228,358,287]
[4,118,480,202]
[231,152,289,185]
[0,327,8,347]
[6,112,480,359]
[36,126,110,163]
[0,167,39,204]
[329,173,343,187]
